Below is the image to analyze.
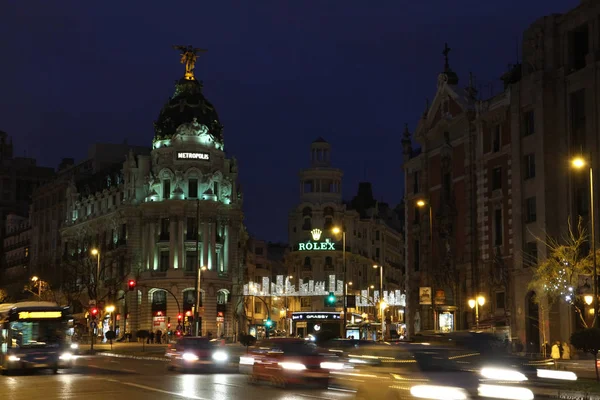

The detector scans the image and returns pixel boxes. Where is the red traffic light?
[177,314,183,321]
[91,307,98,316]
[128,279,136,291]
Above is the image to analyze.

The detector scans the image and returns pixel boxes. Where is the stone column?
[169,218,177,270]
[178,219,184,269]
[223,224,229,273]
[203,222,209,268]
[148,221,156,270]
[210,222,217,271]
[141,220,148,270]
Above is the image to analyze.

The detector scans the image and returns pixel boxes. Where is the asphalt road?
[0,355,355,400]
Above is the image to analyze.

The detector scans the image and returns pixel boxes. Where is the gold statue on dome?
[173,45,207,80]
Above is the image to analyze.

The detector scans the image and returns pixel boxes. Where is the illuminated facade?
[61,51,244,339]
[287,139,404,329]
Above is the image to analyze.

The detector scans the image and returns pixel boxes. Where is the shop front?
[435,306,457,332]
[291,312,342,338]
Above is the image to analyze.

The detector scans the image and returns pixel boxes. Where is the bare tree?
[528,217,594,328]
[0,288,8,303]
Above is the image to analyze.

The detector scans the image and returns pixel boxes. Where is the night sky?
[2,0,579,242]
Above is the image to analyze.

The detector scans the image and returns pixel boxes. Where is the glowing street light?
[332,225,348,337]
[468,295,486,329]
[571,155,597,327]
[585,295,594,306]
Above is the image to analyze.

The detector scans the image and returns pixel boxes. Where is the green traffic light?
[265,319,273,327]
[327,292,336,305]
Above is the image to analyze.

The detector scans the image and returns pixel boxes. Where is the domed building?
[61,48,244,340]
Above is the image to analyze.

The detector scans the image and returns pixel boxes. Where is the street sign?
[88,300,97,306]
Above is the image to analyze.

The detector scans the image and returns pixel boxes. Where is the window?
[413,171,420,194]
[160,218,170,241]
[492,167,502,190]
[159,251,169,271]
[304,257,311,266]
[254,302,262,314]
[186,217,197,240]
[492,125,501,152]
[163,180,171,199]
[304,180,313,193]
[523,111,535,136]
[495,292,505,309]
[525,197,537,223]
[375,231,380,240]
[302,207,312,230]
[414,207,421,224]
[494,209,503,246]
[414,240,420,271]
[325,256,333,267]
[217,290,229,304]
[524,154,536,179]
[375,248,380,259]
[213,182,219,199]
[570,24,589,71]
[188,179,198,198]
[524,242,538,266]
[301,297,311,308]
[185,251,197,272]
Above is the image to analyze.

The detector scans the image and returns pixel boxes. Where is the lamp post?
[572,156,598,327]
[367,285,374,316]
[373,265,385,340]
[106,305,116,332]
[332,226,347,338]
[416,199,434,331]
[468,295,485,329]
[195,264,207,336]
[31,276,41,298]
[90,248,100,350]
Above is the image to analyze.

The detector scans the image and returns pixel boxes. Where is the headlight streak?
[320,361,345,370]
[480,367,528,382]
[279,362,306,371]
[536,369,577,381]
[478,384,534,400]
[211,351,228,362]
[59,352,73,361]
[410,384,469,400]
[182,352,199,362]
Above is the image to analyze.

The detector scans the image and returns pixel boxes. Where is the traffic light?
[265,318,273,328]
[326,292,336,306]
[90,307,99,319]
[128,279,136,291]
[178,314,183,323]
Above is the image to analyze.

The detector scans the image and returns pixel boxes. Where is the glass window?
[492,167,502,190]
[524,154,536,179]
[523,111,535,136]
[188,179,198,198]
[163,180,171,199]
[525,197,537,223]
[492,125,501,152]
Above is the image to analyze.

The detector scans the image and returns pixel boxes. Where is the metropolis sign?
[176,151,210,161]
[297,229,336,251]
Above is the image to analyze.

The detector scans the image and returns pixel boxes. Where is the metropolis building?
[61,50,244,339]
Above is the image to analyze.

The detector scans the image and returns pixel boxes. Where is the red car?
[246,338,342,388]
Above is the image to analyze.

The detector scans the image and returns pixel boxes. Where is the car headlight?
[8,355,20,362]
[478,384,534,400]
[239,356,255,365]
[481,367,528,382]
[279,362,306,371]
[410,385,469,400]
[212,351,228,362]
[70,343,79,350]
[182,352,199,361]
[320,361,345,370]
[60,352,73,361]
[537,369,577,381]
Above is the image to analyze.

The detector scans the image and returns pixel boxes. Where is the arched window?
[302,207,312,230]
[151,289,167,315]
[304,256,311,266]
[217,289,230,304]
[325,256,333,267]
[323,207,334,230]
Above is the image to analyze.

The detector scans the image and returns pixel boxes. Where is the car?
[243,338,342,388]
[166,337,229,373]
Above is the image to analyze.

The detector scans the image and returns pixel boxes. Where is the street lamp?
[31,276,41,298]
[572,156,597,327]
[90,248,101,351]
[332,226,347,338]
[416,199,433,240]
[106,305,116,331]
[468,295,485,329]
[373,265,384,340]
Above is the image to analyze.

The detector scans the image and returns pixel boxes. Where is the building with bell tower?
[61,47,244,340]
[286,139,404,338]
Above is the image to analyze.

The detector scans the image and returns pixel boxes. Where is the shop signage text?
[176,151,210,161]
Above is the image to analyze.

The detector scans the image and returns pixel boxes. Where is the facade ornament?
[173,45,207,80]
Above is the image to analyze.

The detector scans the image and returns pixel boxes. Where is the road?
[0,355,355,400]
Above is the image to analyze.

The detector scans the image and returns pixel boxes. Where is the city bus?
[0,301,75,374]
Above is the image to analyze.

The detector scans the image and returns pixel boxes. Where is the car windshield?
[180,338,214,349]
[271,342,319,356]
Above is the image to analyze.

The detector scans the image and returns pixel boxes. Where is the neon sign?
[18,311,62,319]
[176,151,210,160]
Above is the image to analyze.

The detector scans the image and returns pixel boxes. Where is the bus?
[0,301,75,374]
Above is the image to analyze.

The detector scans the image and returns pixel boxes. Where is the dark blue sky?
[2,0,579,242]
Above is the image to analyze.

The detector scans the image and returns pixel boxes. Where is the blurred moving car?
[166,337,229,372]
[241,338,343,388]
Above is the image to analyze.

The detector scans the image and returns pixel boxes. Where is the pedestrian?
[562,342,571,360]
[551,341,561,368]
[156,330,162,344]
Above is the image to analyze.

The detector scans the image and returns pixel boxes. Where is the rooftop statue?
[173,45,207,80]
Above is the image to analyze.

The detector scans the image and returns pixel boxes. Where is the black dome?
[153,78,223,141]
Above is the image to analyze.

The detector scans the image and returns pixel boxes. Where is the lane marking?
[103,379,209,399]
[121,368,136,373]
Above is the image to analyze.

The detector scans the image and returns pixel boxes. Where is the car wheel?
[247,374,259,385]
